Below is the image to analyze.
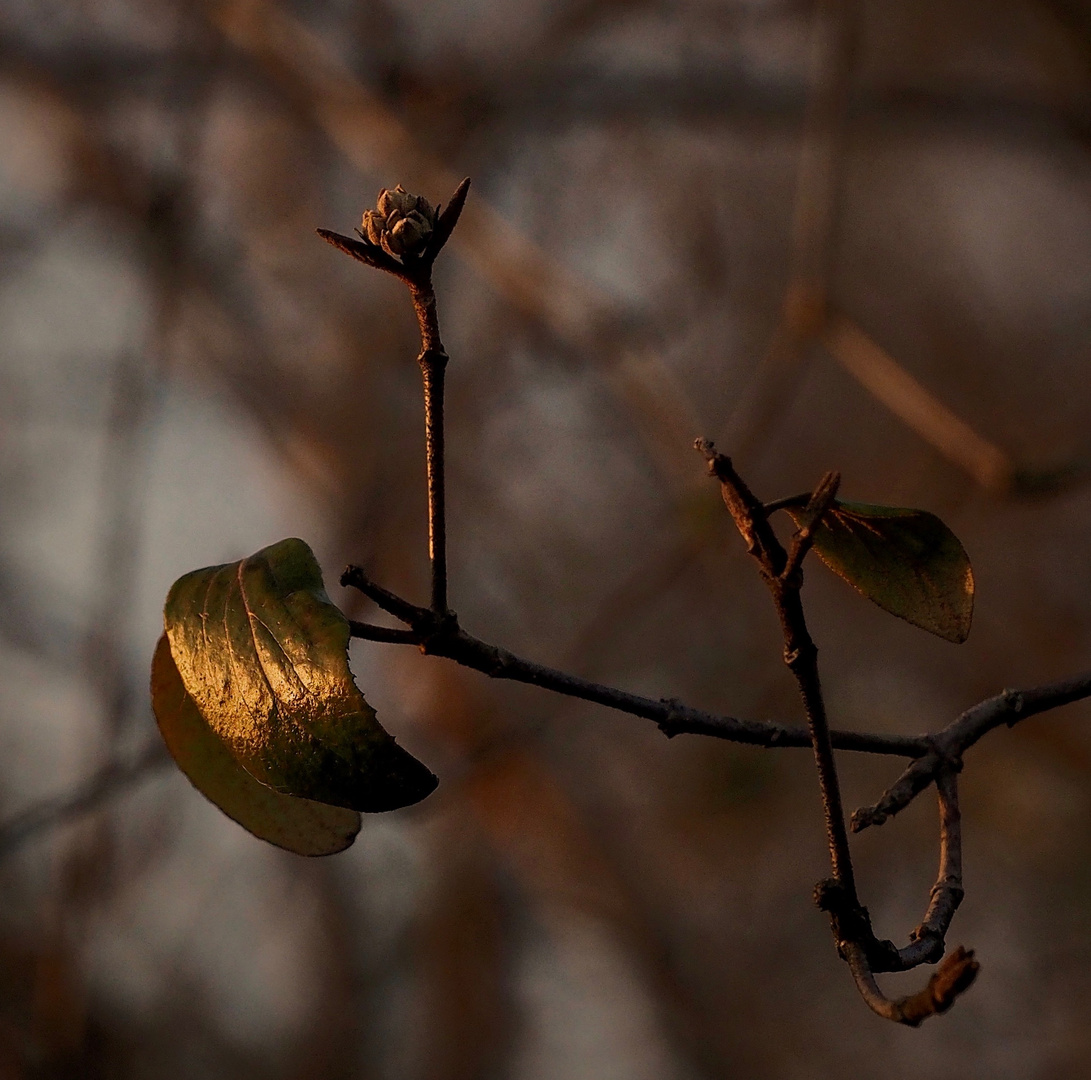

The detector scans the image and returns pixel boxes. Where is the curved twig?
[843,941,979,1026]
[862,768,966,974]
[895,768,966,968]
[854,674,1091,832]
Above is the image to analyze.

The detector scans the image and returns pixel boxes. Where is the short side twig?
[854,673,1091,831]
[341,566,423,625]
[843,942,979,1027]
[347,621,420,645]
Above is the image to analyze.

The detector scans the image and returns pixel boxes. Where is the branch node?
[658,698,689,738]
[813,879,890,964]
[483,646,514,677]
[1003,687,1025,721]
[925,735,963,773]
[781,470,840,581]
[416,610,459,655]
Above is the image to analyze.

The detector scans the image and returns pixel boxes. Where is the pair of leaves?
[151,538,437,856]
[785,501,974,643]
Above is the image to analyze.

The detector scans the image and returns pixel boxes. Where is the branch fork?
[695,438,977,1023]
[316,181,1091,1027]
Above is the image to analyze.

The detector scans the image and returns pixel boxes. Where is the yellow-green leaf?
[152,635,361,856]
[163,538,437,811]
[787,501,974,643]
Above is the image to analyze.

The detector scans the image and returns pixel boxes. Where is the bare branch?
[340,565,424,624]
[341,564,926,757]
[347,621,420,645]
[858,768,967,974]
[697,443,859,907]
[843,942,979,1027]
[323,180,465,617]
[898,768,966,967]
[853,672,1091,831]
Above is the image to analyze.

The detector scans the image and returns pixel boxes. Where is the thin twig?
[782,471,840,583]
[896,768,965,968]
[843,942,979,1027]
[853,672,1091,831]
[411,285,450,616]
[340,565,924,757]
[696,441,857,901]
[824,770,977,1024]
[347,621,420,645]
[341,565,423,625]
[323,179,468,617]
[848,768,968,976]
[779,482,857,899]
[763,492,812,515]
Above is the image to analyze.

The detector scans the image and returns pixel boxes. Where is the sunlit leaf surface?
[152,635,362,855]
[788,502,974,643]
[162,538,437,812]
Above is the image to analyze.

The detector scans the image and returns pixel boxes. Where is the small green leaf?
[152,635,361,856]
[162,538,437,812]
[786,501,974,643]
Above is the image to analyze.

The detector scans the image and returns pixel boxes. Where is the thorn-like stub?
[851,805,887,832]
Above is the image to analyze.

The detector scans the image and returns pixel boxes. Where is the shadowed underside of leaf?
[163,538,437,812]
[787,501,974,643]
[152,635,361,856]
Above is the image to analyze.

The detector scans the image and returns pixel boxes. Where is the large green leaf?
[787,501,974,643]
[152,635,361,856]
[163,538,437,812]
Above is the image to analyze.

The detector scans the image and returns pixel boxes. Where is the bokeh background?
[2,0,1091,1075]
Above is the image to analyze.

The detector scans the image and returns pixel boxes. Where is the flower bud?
[362,184,437,259]
[361,209,385,247]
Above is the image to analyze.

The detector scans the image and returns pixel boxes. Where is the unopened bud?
[362,184,437,259]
